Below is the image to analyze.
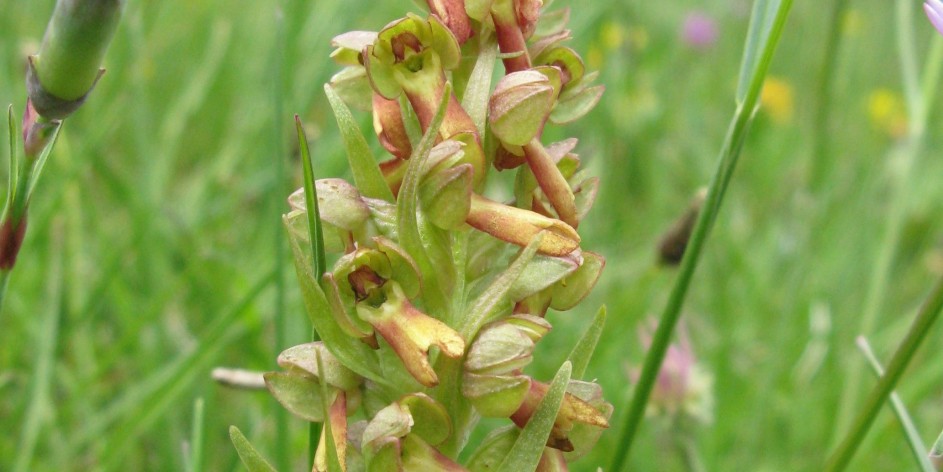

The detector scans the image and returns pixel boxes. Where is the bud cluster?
[270,1,610,469]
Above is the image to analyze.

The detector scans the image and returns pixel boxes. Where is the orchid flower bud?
[466,193,579,256]
[269,342,363,471]
[426,0,474,45]
[361,394,463,470]
[489,70,556,149]
[464,315,609,452]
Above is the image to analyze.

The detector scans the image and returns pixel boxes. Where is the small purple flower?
[926,0,943,35]
[681,12,718,49]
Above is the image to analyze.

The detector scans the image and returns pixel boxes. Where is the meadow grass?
[3,0,943,470]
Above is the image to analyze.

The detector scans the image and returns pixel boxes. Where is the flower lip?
[927,0,943,34]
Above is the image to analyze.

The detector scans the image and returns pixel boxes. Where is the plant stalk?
[825,275,943,471]
[608,1,795,469]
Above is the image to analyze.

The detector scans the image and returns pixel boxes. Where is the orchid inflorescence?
[246,0,611,470]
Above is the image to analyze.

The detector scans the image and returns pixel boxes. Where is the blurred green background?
[3,0,943,470]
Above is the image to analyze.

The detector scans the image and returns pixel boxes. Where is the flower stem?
[824,275,943,471]
[607,1,794,470]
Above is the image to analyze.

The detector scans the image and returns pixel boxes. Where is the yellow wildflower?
[760,77,794,125]
[867,88,907,138]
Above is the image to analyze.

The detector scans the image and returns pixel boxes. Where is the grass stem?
[832,0,943,442]
[187,398,205,472]
[608,2,794,470]
[270,4,291,471]
[809,0,848,190]
[825,275,943,471]
[855,337,934,472]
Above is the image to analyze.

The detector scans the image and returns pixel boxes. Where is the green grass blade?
[920,36,943,115]
[324,84,395,203]
[825,276,943,471]
[65,273,274,460]
[831,0,943,445]
[187,398,205,472]
[230,426,277,472]
[295,115,327,279]
[855,337,934,472]
[496,361,572,472]
[736,0,779,103]
[931,430,943,469]
[24,121,62,204]
[13,232,63,472]
[608,1,795,470]
[567,305,606,380]
[271,7,291,471]
[5,105,16,208]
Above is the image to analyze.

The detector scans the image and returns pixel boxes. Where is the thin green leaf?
[6,105,16,208]
[324,84,395,202]
[24,121,62,204]
[13,230,63,472]
[567,306,606,379]
[187,398,205,472]
[460,233,543,340]
[461,30,498,138]
[825,275,943,471]
[610,1,795,469]
[930,430,943,469]
[66,273,274,459]
[229,426,277,472]
[399,94,422,148]
[316,350,343,472]
[507,253,575,301]
[295,115,327,279]
[736,0,780,103]
[549,85,604,125]
[271,8,291,471]
[496,361,572,472]
[855,337,934,472]
[397,82,452,316]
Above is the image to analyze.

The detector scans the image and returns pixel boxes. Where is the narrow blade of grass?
[187,398,205,472]
[271,6,291,471]
[13,229,64,472]
[296,115,327,279]
[5,105,16,207]
[825,275,943,471]
[930,430,943,469]
[65,273,274,458]
[230,426,277,472]
[608,1,795,470]
[855,337,934,472]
